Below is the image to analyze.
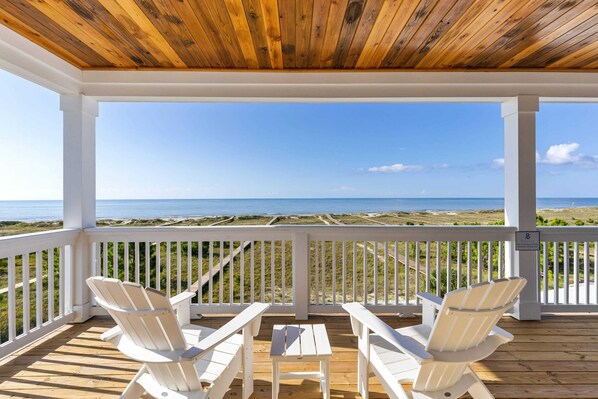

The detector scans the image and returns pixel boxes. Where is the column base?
[510,300,541,321]
[71,301,92,323]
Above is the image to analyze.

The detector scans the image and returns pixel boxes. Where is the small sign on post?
[515,231,540,251]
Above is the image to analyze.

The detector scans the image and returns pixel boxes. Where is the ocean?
[0,198,597,222]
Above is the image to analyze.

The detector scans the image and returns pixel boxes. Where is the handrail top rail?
[85,225,517,235]
[84,225,517,242]
[0,228,81,242]
[537,226,598,241]
[0,228,81,259]
[537,226,598,232]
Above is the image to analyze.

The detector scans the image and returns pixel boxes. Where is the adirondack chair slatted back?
[87,277,203,391]
[413,277,525,392]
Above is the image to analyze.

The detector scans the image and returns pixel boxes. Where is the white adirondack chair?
[87,276,269,399]
[343,277,527,399]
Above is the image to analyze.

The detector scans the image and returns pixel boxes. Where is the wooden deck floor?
[1,314,598,398]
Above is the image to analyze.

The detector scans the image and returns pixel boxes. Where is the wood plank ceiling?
[0,0,596,70]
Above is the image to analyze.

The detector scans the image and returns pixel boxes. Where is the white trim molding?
[81,70,598,102]
[0,24,80,94]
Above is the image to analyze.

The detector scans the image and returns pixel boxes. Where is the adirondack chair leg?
[272,360,279,399]
[121,366,147,399]
[175,302,190,326]
[467,368,494,399]
[422,302,436,327]
[170,291,194,326]
[357,322,370,399]
[242,326,254,399]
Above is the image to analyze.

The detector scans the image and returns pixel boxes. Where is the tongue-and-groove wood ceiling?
[0,0,596,70]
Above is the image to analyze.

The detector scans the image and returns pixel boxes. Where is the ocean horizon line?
[2,196,598,202]
[1,197,597,222]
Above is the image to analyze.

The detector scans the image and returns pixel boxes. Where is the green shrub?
[430,268,468,297]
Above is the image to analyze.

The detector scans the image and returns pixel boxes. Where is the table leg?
[322,359,330,399]
[272,361,279,399]
[319,360,323,392]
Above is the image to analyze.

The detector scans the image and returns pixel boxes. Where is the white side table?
[270,324,332,399]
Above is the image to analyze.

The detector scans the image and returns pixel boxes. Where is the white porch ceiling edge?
[1,23,597,103]
[81,70,598,103]
[0,24,80,94]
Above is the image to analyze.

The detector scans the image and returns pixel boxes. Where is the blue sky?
[1,69,597,200]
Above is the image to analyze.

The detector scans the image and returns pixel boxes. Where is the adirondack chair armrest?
[100,325,123,343]
[170,291,195,307]
[343,303,433,364]
[491,325,514,343]
[417,292,443,308]
[170,291,195,326]
[417,292,443,327]
[181,303,270,362]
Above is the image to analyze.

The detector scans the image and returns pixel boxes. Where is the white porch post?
[502,95,541,320]
[61,94,98,323]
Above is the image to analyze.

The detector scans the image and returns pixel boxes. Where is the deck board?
[1,314,598,398]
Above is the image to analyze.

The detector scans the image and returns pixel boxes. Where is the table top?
[270,324,332,359]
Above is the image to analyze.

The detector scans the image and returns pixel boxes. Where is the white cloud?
[368,163,423,173]
[491,143,598,169]
[540,143,581,165]
[491,158,504,168]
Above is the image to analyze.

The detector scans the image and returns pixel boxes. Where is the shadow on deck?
[1,314,598,398]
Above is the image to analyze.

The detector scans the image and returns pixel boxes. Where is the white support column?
[61,94,98,323]
[502,95,541,320]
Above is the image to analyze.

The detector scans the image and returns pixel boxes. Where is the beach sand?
[1,207,597,237]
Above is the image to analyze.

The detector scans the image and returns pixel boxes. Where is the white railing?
[0,229,79,358]
[85,226,516,317]
[538,227,598,312]
[1,224,597,359]
[85,227,296,316]
[306,226,514,315]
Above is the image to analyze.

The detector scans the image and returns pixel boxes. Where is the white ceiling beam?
[81,70,598,103]
[0,24,81,94]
